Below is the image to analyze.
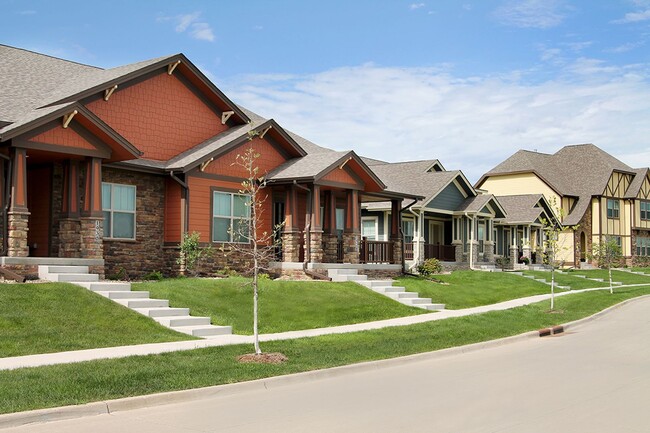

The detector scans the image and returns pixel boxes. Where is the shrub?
[177,231,212,275]
[142,270,164,281]
[417,258,443,276]
[495,256,509,270]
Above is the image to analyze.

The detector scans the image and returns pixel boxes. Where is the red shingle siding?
[87,72,227,160]
[202,138,288,177]
[30,125,96,151]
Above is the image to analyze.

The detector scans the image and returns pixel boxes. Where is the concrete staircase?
[38,265,232,338]
[328,269,445,311]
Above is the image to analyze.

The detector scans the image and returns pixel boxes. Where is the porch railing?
[336,239,344,263]
[404,243,456,262]
[360,239,394,264]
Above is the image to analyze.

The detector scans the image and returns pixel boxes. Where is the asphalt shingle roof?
[496,194,546,224]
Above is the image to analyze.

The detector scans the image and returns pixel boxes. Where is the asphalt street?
[4,296,650,433]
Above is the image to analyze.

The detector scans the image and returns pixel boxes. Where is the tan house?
[476,144,650,266]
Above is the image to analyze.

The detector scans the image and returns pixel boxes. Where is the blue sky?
[2,0,650,181]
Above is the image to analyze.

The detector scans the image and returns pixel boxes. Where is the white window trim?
[212,191,251,244]
[102,182,137,240]
[361,216,379,241]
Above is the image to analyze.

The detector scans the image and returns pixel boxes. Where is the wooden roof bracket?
[221,111,234,125]
[259,125,272,139]
[339,156,353,170]
[104,85,118,101]
[62,110,78,129]
[200,157,214,172]
[167,60,181,75]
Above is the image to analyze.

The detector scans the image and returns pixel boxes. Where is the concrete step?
[373,286,405,293]
[425,303,446,310]
[612,281,623,285]
[591,278,605,282]
[534,278,547,283]
[573,275,586,278]
[404,297,433,305]
[385,291,419,300]
[51,273,99,282]
[172,324,233,337]
[327,269,358,277]
[555,285,570,290]
[331,274,368,282]
[96,291,149,300]
[523,275,536,279]
[117,298,169,308]
[156,316,211,327]
[134,307,191,317]
[38,265,89,279]
[359,280,394,289]
[76,282,132,291]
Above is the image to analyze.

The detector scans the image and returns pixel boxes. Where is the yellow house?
[476,144,646,267]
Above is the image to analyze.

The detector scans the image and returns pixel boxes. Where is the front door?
[26,165,52,257]
[272,200,285,260]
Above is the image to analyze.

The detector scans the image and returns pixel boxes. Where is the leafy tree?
[589,236,623,294]
[177,231,212,276]
[540,198,579,310]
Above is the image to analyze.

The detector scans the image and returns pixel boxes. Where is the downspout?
[464,212,477,270]
[169,171,189,233]
[407,206,420,271]
[293,181,328,280]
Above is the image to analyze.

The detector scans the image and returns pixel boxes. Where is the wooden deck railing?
[360,239,394,264]
[404,243,456,261]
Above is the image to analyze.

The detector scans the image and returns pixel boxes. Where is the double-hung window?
[212,191,250,243]
[607,199,620,219]
[102,183,136,239]
[361,217,378,241]
[641,201,650,221]
[402,219,414,244]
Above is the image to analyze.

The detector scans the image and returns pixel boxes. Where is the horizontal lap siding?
[164,178,182,243]
[87,72,227,161]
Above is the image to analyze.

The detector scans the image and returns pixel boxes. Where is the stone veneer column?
[522,245,531,260]
[282,230,301,262]
[509,245,519,269]
[323,233,339,262]
[342,232,360,264]
[470,240,479,265]
[484,240,495,263]
[392,238,403,264]
[7,211,30,257]
[310,230,324,263]
[453,240,464,262]
[58,218,81,258]
[80,217,104,259]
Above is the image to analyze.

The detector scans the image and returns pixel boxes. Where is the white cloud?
[409,3,425,10]
[494,0,566,29]
[157,12,215,42]
[222,61,650,183]
[605,41,645,53]
[613,8,650,23]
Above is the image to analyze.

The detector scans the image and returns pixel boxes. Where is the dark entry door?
[26,166,52,257]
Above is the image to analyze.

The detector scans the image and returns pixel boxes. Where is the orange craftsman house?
[0,45,417,278]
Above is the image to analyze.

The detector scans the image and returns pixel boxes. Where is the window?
[102,183,136,239]
[402,219,414,243]
[212,191,250,243]
[607,199,620,219]
[637,237,650,256]
[641,201,650,221]
[335,208,345,239]
[361,217,378,241]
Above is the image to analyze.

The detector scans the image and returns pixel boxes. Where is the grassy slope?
[522,270,609,290]
[396,271,553,309]
[137,277,426,335]
[568,269,650,285]
[2,286,649,414]
[0,283,194,358]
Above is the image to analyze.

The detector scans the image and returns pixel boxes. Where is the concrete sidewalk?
[0,285,625,371]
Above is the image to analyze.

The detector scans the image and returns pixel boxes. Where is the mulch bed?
[237,352,289,364]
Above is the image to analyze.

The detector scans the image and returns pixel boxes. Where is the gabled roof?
[496,194,555,225]
[625,168,649,199]
[457,194,507,218]
[478,144,637,226]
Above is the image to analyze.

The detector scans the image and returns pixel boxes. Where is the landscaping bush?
[417,258,443,276]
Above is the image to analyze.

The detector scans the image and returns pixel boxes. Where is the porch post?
[80,157,104,262]
[7,148,30,257]
[522,225,531,260]
[509,225,518,269]
[281,185,301,262]
[342,189,360,263]
[390,199,403,265]
[59,160,82,258]
[322,190,338,262]
[484,218,495,263]
[452,216,464,263]
[310,185,323,263]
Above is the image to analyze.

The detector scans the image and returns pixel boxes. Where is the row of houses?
[0,44,647,278]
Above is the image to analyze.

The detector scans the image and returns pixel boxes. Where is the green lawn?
[522,270,609,290]
[2,286,649,415]
[567,269,650,285]
[136,277,426,335]
[396,271,553,309]
[629,267,650,274]
[0,283,195,358]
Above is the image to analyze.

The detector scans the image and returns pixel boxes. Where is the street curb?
[2,294,649,430]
